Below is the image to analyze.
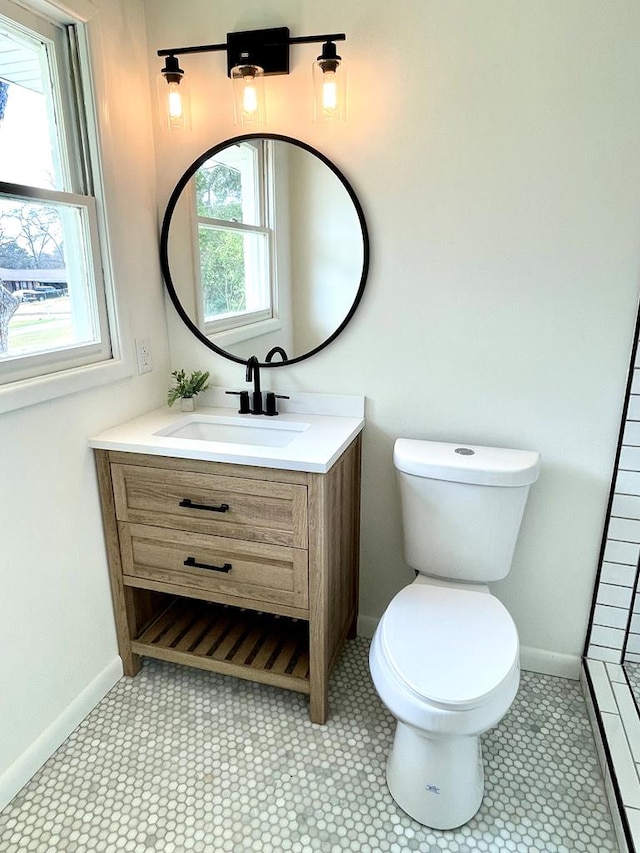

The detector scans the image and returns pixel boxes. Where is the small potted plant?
[167,369,210,411]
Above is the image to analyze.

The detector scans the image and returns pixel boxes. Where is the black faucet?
[245,356,264,415]
[265,346,289,363]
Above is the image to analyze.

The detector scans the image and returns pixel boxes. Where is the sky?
[0,81,55,190]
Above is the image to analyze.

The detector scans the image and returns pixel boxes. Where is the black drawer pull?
[183,556,232,573]
[179,498,230,513]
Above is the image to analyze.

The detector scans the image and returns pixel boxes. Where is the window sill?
[210,317,283,349]
[0,355,134,415]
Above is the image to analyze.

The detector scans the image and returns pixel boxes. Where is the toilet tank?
[393,439,541,583]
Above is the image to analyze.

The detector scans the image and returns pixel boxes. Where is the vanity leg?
[120,586,142,676]
[95,450,142,677]
[309,611,329,723]
[121,650,142,677]
[309,683,328,725]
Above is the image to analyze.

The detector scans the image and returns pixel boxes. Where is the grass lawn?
[7,306,74,352]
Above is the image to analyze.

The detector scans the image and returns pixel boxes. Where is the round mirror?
[160,133,369,367]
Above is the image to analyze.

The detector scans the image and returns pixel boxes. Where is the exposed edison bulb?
[167,82,184,121]
[321,71,338,113]
[232,61,265,127]
[242,79,259,117]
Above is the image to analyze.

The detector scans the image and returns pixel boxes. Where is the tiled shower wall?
[587,339,640,664]
[584,308,640,852]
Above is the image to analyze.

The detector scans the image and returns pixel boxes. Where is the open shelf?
[131,596,310,693]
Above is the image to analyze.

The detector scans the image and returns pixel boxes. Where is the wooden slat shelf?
[131,597,311,694]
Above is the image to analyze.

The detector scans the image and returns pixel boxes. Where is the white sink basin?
[154,414,309,448]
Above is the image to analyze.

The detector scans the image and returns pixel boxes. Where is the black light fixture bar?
[157,28,346,78]
[157,42,228,58]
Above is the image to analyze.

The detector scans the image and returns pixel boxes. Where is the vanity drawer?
[119,523,309,610]
[111,463,308,548]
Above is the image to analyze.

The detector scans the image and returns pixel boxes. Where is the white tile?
[624,422,640,448]
[616,468,640,496]
[595,605,630,630]
[613,681,640,761]
[621,445,640,472]
[598,584,635,609]
[631,369,640,395]
[591,625,627,651]
[604,539,640,566]
[625,652,640,664]
[601,562,638,588]
[629,392,640,418]
[601,712,640,808]
[631,613,640,633]
[589,645,625,663]
[589,659,620,713]
[605,767,632,853]
[626,633,640,655]
[623,806,640,853]
[609,517,640,544]
[584,678,607,773]
[607,662,628,683]
[613,493,640,521]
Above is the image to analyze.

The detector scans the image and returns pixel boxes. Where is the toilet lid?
[379,584,519,711]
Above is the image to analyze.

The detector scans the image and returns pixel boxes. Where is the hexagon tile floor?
[0,637,619,852]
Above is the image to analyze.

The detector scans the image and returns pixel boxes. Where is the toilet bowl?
[369,577,520,829]
[369,438,540,830]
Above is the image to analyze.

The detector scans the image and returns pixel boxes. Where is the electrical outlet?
[135,338,153,374]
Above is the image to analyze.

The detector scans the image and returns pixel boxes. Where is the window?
[0,2,112,386]
[194,140,275,336]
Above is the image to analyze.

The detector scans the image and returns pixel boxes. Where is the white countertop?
[89,397,365,474]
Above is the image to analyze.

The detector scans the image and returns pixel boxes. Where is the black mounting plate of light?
[226,27,290,77]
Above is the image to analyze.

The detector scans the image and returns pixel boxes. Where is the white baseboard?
[357,614,581,681]
[357,614,378,639]
[0,656,123,811]
[519,645,581,680]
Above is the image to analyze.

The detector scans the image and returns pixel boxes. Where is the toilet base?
[386,721,484,830]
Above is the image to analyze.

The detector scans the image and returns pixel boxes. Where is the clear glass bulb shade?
[312,58,345,124]
[157,73,191,131]
[231,64,266,128]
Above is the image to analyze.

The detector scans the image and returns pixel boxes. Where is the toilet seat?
[378,583,519,712]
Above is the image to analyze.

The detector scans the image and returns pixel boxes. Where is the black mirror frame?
[159,133,370,368]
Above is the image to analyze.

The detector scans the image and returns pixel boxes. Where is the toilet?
[369,438,540,830]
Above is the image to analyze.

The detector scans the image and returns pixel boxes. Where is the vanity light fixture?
[158,27,347,129]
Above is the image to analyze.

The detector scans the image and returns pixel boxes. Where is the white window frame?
[193,140,279,340]
[0,0,126,413]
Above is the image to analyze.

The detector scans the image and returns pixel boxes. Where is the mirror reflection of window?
[194,140,274,334]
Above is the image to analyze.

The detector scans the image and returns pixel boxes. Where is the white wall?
[0,0,169,807]
[145,0,640,678]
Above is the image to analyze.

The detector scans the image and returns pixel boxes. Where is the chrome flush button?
[454,447,475,455]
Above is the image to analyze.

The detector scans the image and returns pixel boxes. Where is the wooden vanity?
[94,433,361,724]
